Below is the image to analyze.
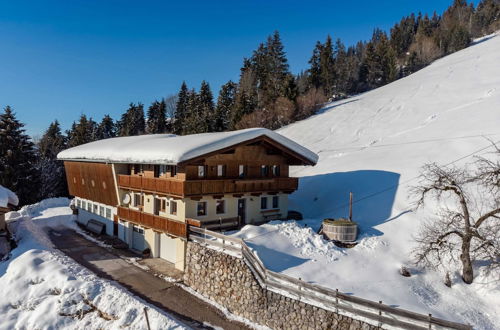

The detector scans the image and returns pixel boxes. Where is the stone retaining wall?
[183,242,379,330]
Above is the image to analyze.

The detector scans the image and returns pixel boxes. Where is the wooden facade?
[64,161,118,206]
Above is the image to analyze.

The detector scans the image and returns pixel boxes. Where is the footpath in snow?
[0,198,188,330]
[232,33,500,329]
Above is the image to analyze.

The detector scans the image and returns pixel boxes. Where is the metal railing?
[188,227,472,330]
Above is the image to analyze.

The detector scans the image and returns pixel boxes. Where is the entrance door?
[118,220,127,243]
[237,198,246,224]
[132,225,145,251]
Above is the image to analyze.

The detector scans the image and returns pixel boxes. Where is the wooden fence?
[188,227,472,330]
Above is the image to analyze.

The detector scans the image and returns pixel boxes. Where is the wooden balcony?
[117,206,187,238]
[118,175,184,196]
[118,175,298,197]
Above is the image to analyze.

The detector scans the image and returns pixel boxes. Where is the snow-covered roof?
[57,128,319,165]
[0,185,19,208]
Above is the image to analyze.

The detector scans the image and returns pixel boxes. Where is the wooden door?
[238,198,246,224]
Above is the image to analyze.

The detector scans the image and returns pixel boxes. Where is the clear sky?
[0,0,457,137]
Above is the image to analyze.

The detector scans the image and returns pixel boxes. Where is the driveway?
[48,228,250,330]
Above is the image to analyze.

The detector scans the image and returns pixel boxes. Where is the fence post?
[428,313,432,330]
[378,301,383,328]
[335,289,339,314]
[144,307,151,330]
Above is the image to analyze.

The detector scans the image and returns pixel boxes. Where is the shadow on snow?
[289,170,401,237]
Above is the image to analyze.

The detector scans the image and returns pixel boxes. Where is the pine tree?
[36,120,68,199]
[146,100,167,134]
[118,103,145,136]
[173,82,189,135]
[308,41,323,90]
[197,81,215,132]
[231,59,258,129]
[319,35,336,97]
[214,81,237,132]
[38,120,66,159]
[67,114,97,147]
[96,115,117,139]
[182,89,199,135]
[0,106,40,206]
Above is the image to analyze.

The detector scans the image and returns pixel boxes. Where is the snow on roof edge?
[57,128,319,165]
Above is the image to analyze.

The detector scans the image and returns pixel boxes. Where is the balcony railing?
[117,206,187,238]
[118,175,298,197]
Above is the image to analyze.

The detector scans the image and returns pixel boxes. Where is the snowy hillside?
[0,199,187,330]
[234,33,500,329]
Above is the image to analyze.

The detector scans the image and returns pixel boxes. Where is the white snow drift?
[0,198,187,330]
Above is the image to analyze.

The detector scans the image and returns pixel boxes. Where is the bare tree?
[411,145,500,284]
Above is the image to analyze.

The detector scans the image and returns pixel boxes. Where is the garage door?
[159,234,177,263]
[118,220,127,243]
[132,225,145,252]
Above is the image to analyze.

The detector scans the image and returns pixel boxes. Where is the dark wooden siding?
[64,161,118,206]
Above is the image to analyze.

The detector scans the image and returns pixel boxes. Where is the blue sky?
[0,0,456,136]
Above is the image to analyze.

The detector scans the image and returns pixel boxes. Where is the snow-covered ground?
[232,33,500,329]
[0,198,187,330]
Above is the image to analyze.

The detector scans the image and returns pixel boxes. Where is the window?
[217,165,226,177]
[133,226,144,234]
[82,201,86,209]
[93,204,99,213]
[170,165,177,177]
[73,177,76,184]
[160,165,167,176]
[91,179,95,187]
[99,206,105,217]
[260,197,268,210]
[216,200,225,214]
[261,165,269,177]
[134,193,142,207]
[77,199,81,208]
[161,199,166,212]
[238,165,246,178]
[87,202,92,212]
[197,201,207,216]
[102,181,107,189]
[198,165,206,178]
[106,208,112,219]
[272,165,280,176]
[272,196,279,209]
[134,164,142,175]
[153,165,160,178]
[81,178,85,185]
[170,200,177,215]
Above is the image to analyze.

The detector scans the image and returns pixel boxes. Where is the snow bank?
[230,33,500,329]
[57,128,318,165]
[0,199,187,329]
[0,185,18,208]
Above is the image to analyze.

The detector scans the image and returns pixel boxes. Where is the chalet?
[0,185,19,232]
[57,128,318,270]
